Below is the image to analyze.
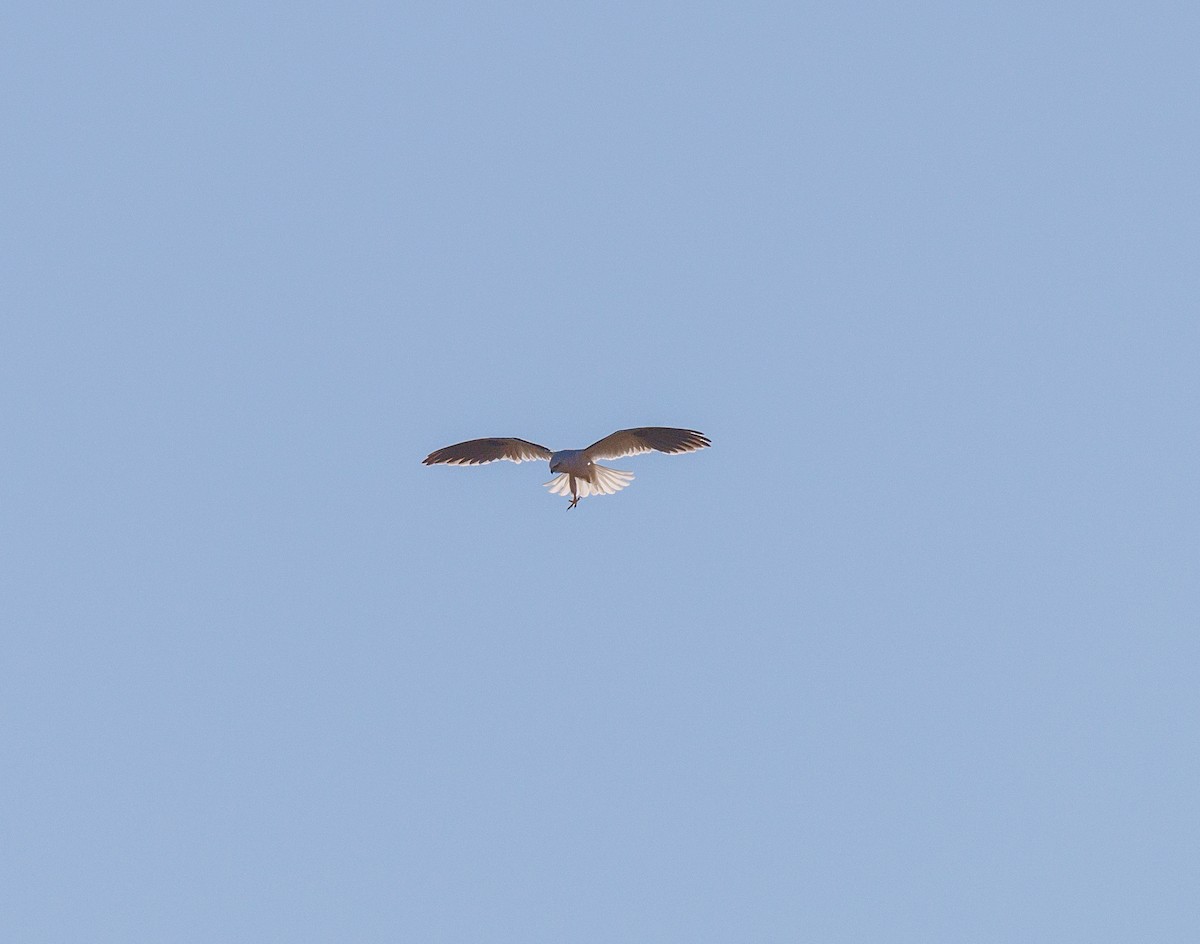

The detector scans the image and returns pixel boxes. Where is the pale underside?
[543,465,635,498]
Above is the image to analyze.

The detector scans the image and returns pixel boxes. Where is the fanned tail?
[542,464,634,500]
[587,464,635,495]
[543,473,572,496]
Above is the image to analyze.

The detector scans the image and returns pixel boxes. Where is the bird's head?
[549,449,580,474]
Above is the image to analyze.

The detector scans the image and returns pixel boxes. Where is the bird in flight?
[422,427,710,509]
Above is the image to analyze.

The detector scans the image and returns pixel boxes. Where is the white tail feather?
[542,464,634,500]
[591,464,634,495]
[543,473,571,496]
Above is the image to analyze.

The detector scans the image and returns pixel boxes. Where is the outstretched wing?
[422,437,552,466]
[582,427,711,461]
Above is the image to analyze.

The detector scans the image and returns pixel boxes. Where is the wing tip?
[667,430,711,453]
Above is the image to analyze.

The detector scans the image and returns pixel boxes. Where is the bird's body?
[422,427,710,509]
[545,449,635,508]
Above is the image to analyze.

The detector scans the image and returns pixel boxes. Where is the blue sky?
[3,2,1198,941]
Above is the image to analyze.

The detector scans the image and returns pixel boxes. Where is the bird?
[422,427,710,509]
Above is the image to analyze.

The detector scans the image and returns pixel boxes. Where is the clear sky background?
[3,2,1197,941]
